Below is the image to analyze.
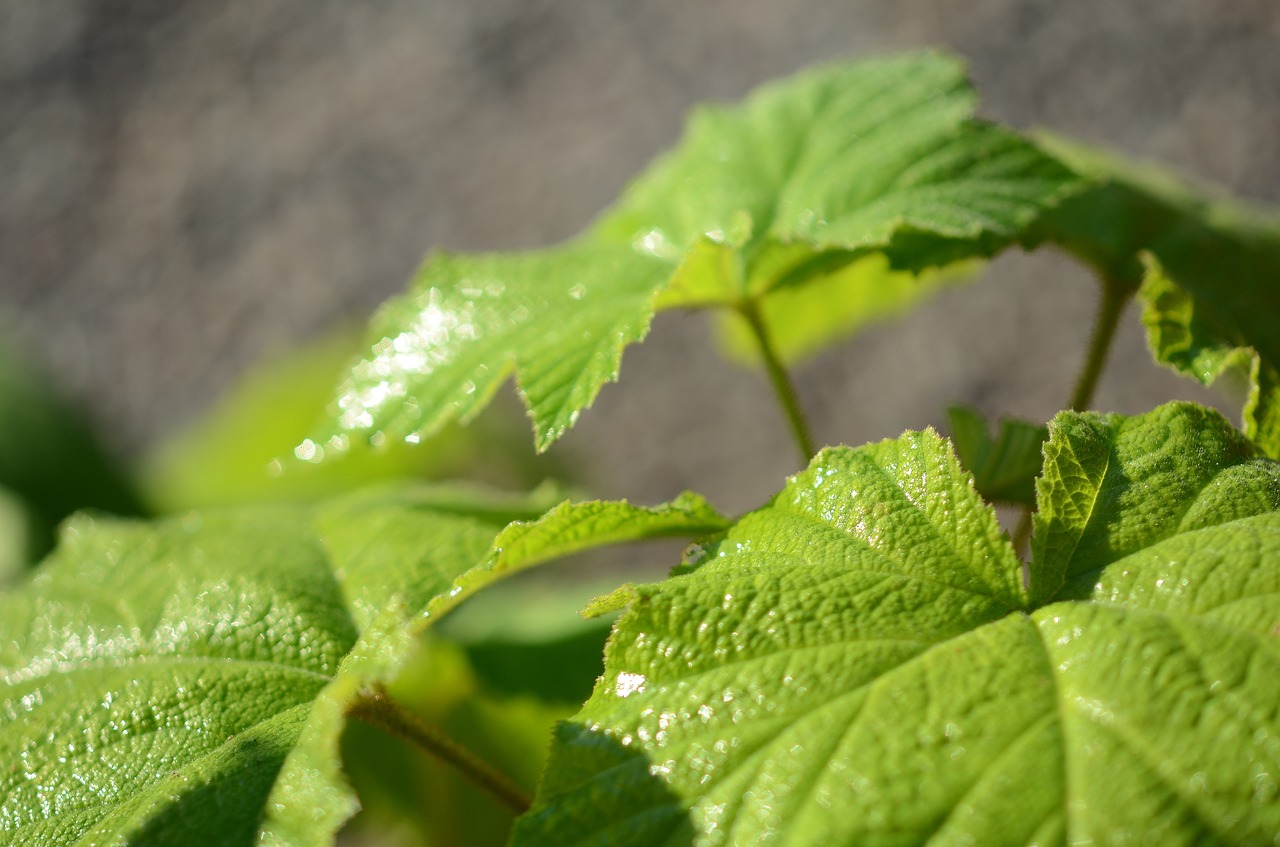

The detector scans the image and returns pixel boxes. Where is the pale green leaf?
[517,403,1280,846]
[1029,134,1280,457]
[0,487,720,845]
[142,329,555,512]
[325,51,1080,452]
[715,254,976,366]
[948,405,1048,505]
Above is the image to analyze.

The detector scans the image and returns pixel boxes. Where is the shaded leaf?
[518,403,1280,846]
[1030,134,1280,457]
[715,254,976,366]
[0,488,723,845]
[0,339,143,581]
[947,405,1048,505]
[325,51,1079,452]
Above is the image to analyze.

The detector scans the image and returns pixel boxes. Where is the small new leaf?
[519,402,1280,846]
[324,51,1079,453]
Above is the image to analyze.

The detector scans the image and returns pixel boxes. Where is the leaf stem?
[351,686,532,815]
[739,300,817,462]
[1067,280,1132,412]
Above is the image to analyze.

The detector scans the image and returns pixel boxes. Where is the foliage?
[3,48,1279,846]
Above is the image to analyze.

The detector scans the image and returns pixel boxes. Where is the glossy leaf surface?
[325,51,1079,452]
[0,488,725,846]
[518,403,1280,846]
[948,405,1048,505]
[143,329,555,512]
[1031,134,1280,457]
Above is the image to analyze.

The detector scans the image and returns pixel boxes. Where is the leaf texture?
[0,488,726,846]
[517,402,1280,846]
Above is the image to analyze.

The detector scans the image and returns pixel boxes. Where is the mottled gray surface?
[3,0,1278,513]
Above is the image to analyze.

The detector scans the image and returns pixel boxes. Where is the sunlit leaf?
[324,51,1079,452]
[142,329,557,513]
[518,402,1280,846]
[0,488,724,846]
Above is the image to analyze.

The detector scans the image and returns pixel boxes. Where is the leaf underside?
[322,50,1079,453]
[1030,134,1280,458]
[0,487,726,846]
[517,402,1280,846]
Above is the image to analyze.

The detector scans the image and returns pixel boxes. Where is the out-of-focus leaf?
[1030,134,1280,457]
[714,254,976,366]
[947,405,1048,505]
[0,339,143,579]
[322,51,1080,453]
[143,329,557,513]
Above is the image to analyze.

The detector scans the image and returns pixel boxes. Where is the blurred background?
[3,3,1279,843]
[2,0,1278,515]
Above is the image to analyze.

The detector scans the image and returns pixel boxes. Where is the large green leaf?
[516,402,1280,846]
[0,487,726,846]
[1030,134,1280,457]
[325,51,1079,452]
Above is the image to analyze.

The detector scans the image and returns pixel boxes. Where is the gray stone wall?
[3,0,1278,512]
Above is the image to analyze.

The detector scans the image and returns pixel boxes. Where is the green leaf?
[0,339,143,580]
[1029,134,1280,457]
[517,403,1280,846]
[0,487,724,846]
[1031,401,1280,604]
[325,51,1080,452]
[947,405,1048,505]
[142,328,557,513]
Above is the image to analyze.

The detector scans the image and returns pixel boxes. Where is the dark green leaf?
[947,405,1048,505]
[1029,134,1280,457]
[0,340,143,580]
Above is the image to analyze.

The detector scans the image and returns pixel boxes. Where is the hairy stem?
[1068,280,1132,412]
[351,686,532,815]
[739,300,817,461]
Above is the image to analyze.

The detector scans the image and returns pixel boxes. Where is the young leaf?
[1030,134,1280,457]
[947,405,1048,505]
[325,51,1080,453]
[517,402,1280,846]
[0,487,725,846]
